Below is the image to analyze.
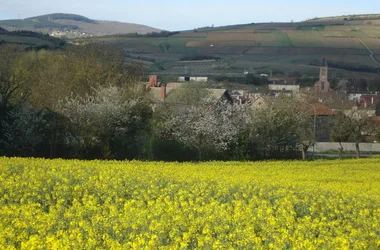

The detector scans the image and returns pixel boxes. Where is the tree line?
[0,44,379,161]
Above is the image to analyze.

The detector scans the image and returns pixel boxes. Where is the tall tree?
[249,97,315,160]
[330,111,354,159]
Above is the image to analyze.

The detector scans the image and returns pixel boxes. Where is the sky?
[0,0,379,31]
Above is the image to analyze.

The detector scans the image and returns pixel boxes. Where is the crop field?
[286,31,363,48]
[1,157,380,249]
[246,47,368,55]
[172,32,208,38]
[361,38,380,50]
[206,32,293,47]
[361,27,380,38]
[76,19,380,77]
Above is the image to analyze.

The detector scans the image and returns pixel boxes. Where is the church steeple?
[314,58,330,93]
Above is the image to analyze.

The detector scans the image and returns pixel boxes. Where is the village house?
[268,84,300,97]
[177,76,208,82]
[147,75,232,105]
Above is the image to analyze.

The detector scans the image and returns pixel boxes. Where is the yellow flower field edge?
[1,157,380,249]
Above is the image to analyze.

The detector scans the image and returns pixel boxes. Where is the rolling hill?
[76,14,380,78]
[0,13,161,38]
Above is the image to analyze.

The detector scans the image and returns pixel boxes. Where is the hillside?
[76,15,380,78]
[307,14,380,22]
[0,27,7,32]
[0,30,66,50]
[0,13,161,38]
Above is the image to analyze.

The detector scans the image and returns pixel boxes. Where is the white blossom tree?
[57,84,152,159]
[155,93,247,161]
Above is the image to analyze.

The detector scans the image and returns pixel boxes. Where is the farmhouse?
[148,83,232,104]
[268,84,300,96]
[178,76,208,82]
[147,75,232,104]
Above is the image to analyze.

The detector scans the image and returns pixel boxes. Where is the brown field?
[186,41,202,47]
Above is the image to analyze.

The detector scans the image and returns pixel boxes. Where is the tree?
[330,111,354,159]
[248,97,314,160]
[153,87,246,161]
[1,105,73,158]
[330,78,339,90]
[297,109,316,160]
[331,109,375,159]
[0,45,34,109]
[245,74,262,85]
[28,44,135,110]
[346,110,375,158]
[57,84,152,159]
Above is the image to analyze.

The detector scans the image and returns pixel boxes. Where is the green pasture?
[0,34,54,46]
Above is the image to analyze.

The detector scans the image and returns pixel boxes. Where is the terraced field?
[77,16,380,77]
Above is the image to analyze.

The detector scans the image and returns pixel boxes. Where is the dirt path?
[357,38,380,67]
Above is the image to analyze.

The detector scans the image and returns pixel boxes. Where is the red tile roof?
[299,103,336,116]
[375,116,380,126]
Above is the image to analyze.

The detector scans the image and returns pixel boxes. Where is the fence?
[309,142,380,153]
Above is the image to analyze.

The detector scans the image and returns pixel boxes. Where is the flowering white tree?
[156,94,248,161]
[57,84,151,159]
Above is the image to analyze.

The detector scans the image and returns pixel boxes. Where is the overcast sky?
[0,0,379,30]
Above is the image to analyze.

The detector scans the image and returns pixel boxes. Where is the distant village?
[146,59,380,153]
[148,60,379,113]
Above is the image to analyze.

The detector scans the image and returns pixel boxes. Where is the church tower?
[314,58,330,93]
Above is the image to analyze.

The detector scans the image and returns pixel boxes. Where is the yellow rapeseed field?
[1,157,380,249]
